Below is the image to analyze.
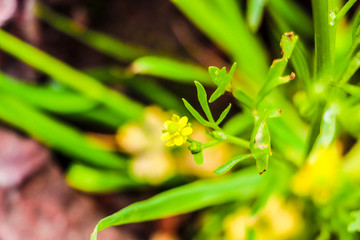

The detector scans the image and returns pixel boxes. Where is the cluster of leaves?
[183,32,297,175]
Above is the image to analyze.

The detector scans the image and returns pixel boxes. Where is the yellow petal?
[181,127,193,136]
[171,114,180,122]
[178,116,188,128]
[161,132,171,141]
[164,120,172,129]
[174,135,184,146]
[166,139,175,147]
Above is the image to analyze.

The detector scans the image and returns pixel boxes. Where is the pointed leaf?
[216,103,232,125]
[91,167,262,239]
[214,154,254,175]
[182,98,211,127]
[194,81,214,122]
[246,0,267,32]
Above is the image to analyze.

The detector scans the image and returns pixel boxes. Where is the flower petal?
[171,114,180,122]
[166,139,175,147]
[181,127,193,136]
[178,116,188,128]
[161,132,171,141]
[174,135,184,146]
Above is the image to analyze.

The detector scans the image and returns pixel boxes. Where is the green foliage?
[208,62,237,103]
[91,167,262,239]
[348,210,360,232]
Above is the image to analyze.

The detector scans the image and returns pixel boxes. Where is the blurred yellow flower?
[291,142,342,205]
[161,114,193,147]
[224,196,303,240]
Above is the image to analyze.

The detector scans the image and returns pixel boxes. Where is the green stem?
[334,0,358,25]
[311,0,335,79]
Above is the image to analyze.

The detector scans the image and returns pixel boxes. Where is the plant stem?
[311,0,336,79]
[334,0,358,25]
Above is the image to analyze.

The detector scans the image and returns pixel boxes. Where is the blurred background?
[1,0,360,240]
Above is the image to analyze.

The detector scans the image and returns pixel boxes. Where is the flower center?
[168,123,179,134]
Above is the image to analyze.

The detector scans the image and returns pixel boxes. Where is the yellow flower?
[161,114,193,147]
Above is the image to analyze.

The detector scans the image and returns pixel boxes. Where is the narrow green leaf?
[216,103,232,125]
[182,98,211,126]
[312,103,337,150]
[91,167,262,239]
[0,94,126,169]
[66,163,141,194]
[250,110,271,174]
[334,0,358,26]
[246,0,267,32]
[194,81,214,122]
[0,29,144,120]
[131,56,211,85]
[256,33,298,105]
[342,84,360,97]
[352,10,360,43]
[214,154,253,175]
[339,51,360,84]
[193,151,204,165]
[0,72,97,114]
[233,89,254,109]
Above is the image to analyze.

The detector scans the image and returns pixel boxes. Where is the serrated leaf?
[193,151,204,165]
[348,210,360,232]
[194,81,214,122]
[182,98,211,127]
[209,63,237,103]
[256,32,298,105]
[216,103,232,125]
[214,154,253,175]
[233,89,255,109]
[280,32,298,59]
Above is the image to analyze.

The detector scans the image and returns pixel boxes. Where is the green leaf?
[209,63,237,103]
[131,56,211,85]
[312,103,337,150]
[233,89,255,109]
[0,72,97,114]
[91,167,262,239]
[348,210,360,232]
[280,32,298,59]
[352,10,360,43]
[256,32,298,105]
[193,151,204,165]
[246,0,267,32]
[66,163,141,194]
[0,29,144,121]
[214,154,254,175]
[339,51,360,84]
[194,81,214,122]
[182,98,211,127]
[0,94,126,169]
[250,110,271,174]
[216,103,232,125]
[342,84,360,97]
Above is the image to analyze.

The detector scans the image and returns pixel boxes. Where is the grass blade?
[0,29,144,120]
[0,94,126,169]
[91,167,262,239]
